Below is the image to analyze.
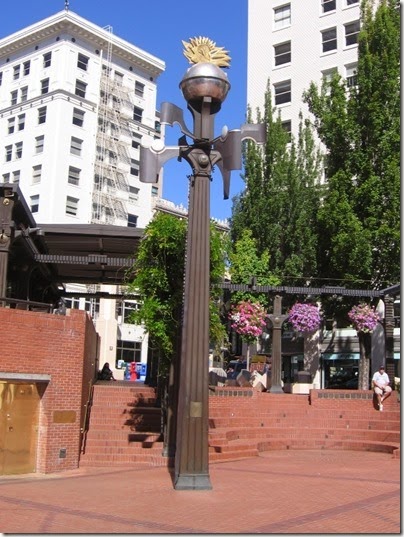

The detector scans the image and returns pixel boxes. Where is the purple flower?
[287,303,321,333]
[348,304,379,333]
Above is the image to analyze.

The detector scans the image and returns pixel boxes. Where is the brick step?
[209,406,400,417]
[82,442,164,455]
[209,449,259,462]
[88,409,161,421]
[209,427,400,444]
[86,423,161,433]
[89,407,160,416]
[256,438,400,455]
[209,417,399,430]
[85,431,162,442]
[79,453,173,467]
[209,436,399,457]
[90,399,158,408]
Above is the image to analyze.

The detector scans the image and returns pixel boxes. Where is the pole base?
[269,384,284,393]
[174,473,212,490]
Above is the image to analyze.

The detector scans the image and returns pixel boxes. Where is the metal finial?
[65,0,69,11]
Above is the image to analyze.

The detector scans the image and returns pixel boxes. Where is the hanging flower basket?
[287,303,321,334]
[348,303,379,333]
[229,300,267,344]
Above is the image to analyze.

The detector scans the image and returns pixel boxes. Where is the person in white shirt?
[372,365,392,411]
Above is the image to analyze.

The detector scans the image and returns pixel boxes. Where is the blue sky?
[1,0,250,221]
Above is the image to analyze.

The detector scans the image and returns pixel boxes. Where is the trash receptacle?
[297,371,312,383]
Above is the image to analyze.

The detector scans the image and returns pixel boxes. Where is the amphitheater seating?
[79,383,400,468]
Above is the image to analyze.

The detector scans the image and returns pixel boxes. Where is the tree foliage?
[303,0,400,288]
[231,84,322,287]
[126,212,228,376]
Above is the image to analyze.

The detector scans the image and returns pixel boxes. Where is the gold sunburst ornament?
[182,37,231,68]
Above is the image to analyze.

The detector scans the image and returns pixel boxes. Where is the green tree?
[126,212,228,379]
[303,0,400,288]
[231,85,322,287]
[229,228,280,307]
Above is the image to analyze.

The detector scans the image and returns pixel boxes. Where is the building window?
[133,106,143,123]
[127,213,138,227]
[75,80,87,98]
[132,133,142,149]
[274,80,291,105]
[115,339,141,363]
[41,78,49,95]
[7,118,15,134]
[70,137,83,156]
[322,27,337,53]
[274,4,291,29]
[20,86,28,102]
[23,61,30,76]
[68,166,81,186]
[13,65,20,80]
[17,114,25,131]
[274,41,291,66]
[322,0,336,13]
[129,186,139,201]
[30,194,39,213]
[13,170,20,183]
[64,296,81,309]
[346,0,359,5]
[11,90,18,106]
[151,186,158,197]
[0,72,2,86]
[114,71,124,85]
[15,142,23,160]
[84,298,100,319]
[346,63,358,87]
[5,145,12,162]
[281,120,292,142]
[72,108,85,126]
[32,165,42,184]
[43,52,52,68]
[2,173,10,183]
[66,196,79,216]
[38,106,47,124]
[135,81,145,97]
[322,68,338,83]
[35,135,44,154]
[130,159,139,176]
[77,53,89,71]
[345,20,360,46]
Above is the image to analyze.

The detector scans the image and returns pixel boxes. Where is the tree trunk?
[358,331,371,390]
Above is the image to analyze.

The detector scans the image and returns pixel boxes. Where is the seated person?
[98,362,116,381]
[372,365,392,411]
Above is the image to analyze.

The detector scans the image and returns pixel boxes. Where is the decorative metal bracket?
[140,102,265,199]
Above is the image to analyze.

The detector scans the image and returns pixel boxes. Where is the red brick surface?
[0,308,98,473]
[0,449,399,533]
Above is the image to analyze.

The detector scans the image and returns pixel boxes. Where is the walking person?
[372,365,392,411]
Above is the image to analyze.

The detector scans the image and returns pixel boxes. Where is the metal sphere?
[179,62,231,104]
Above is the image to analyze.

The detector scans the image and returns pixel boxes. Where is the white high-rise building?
[247,0,364,139]
[0,9,165,378]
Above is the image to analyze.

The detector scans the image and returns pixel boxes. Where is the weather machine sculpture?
[140,37,265,490]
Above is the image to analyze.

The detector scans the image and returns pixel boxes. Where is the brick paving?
[0,450,400,534]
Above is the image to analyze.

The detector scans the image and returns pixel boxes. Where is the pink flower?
[229,300,267,343]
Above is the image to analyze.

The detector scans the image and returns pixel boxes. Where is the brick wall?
[0,307,98,473]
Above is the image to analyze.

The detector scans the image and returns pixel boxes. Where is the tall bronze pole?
[139,38,265,490]
[174,94,223,490]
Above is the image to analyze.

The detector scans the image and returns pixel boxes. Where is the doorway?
[0,382,40,475]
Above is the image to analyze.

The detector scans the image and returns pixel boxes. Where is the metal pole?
[268,295,287,393]
[174,98,215,490]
